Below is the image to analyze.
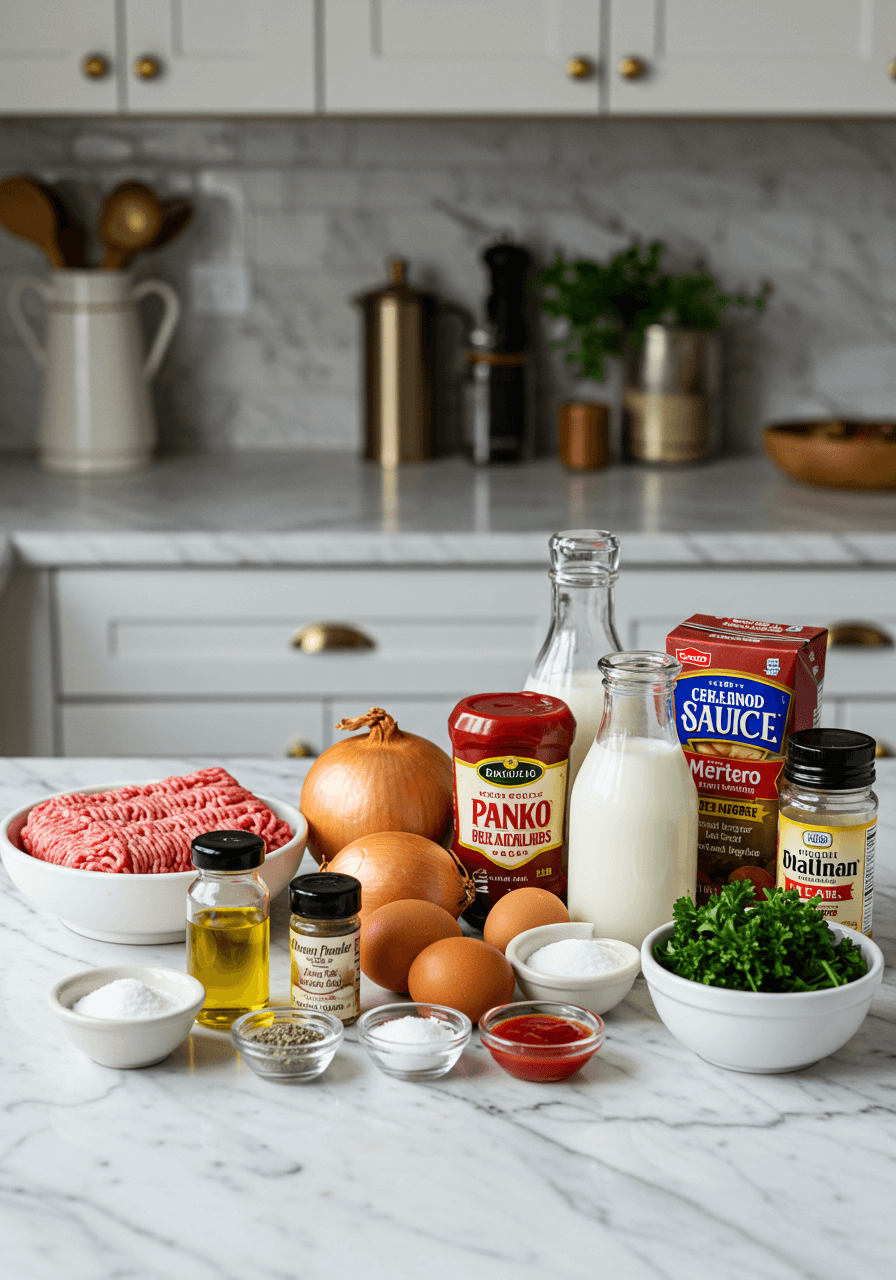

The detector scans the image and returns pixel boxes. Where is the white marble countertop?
[0,451,893,568]
[1,755,893,1280]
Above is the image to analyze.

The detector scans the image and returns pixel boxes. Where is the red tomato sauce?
[493,1014,591,1046]
[485,1014,598,1082]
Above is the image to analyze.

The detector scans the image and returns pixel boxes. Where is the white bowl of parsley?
[641,883,884,1074]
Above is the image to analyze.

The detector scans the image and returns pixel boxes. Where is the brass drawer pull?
[827,622,893,648]
[134,55,162,80]
[290,622,375,654]
[618,56,648,80]
[286,740,318,758]
[565,56,594,80]
[82,54,110,79]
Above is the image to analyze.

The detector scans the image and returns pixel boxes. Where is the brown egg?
[408,936,516,1023]
[360,899,462,993]
[482,887,570,954]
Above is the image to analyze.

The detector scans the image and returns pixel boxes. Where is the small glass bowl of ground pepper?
[231,1007,344,1082]
[479,1001,604,1082]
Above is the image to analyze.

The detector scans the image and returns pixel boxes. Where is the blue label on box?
[674,671,793,756]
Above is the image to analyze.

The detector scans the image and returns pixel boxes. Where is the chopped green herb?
[654,881,868,992]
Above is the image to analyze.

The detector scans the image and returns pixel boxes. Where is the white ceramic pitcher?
[8,270,180,475]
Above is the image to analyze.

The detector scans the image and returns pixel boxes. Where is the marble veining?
[0,453,892,570]
[0,756,893,1280]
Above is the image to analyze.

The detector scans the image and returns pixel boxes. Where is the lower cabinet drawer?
[60,702,326,758]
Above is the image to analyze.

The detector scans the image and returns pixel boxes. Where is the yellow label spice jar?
[776,729,877,936]
[289,873,362,1024]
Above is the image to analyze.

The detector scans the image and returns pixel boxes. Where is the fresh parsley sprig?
[654,881,868,992]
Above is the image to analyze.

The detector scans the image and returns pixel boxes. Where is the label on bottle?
[454,753,567,868]
[289,927,360,1022]
[776,815,876,935]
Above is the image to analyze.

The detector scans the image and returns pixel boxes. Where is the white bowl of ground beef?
[0,770,307,944]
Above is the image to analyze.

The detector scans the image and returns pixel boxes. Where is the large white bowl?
[506,922,641,1016]
[1,781,307,944]
[641,921,884,1073]
[49,964,207,1068]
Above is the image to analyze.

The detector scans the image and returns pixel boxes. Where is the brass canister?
[623,325,720,464]
[355,258,436,467]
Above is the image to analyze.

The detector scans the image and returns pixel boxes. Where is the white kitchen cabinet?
[323,0,602,114]
[0,0,118,114]
[609,0,896,115]
[123,0,315,114]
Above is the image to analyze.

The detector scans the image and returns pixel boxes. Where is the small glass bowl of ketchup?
[478,1001,604,1082]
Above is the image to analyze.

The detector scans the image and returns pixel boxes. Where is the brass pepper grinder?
[355,258,437,467]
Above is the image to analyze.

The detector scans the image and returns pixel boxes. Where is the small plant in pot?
[538,241,769,465]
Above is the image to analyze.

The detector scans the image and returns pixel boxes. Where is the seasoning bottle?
[187,830,270,1029]
[448,691,576,929]
[567,652,698,948]
[524,529,622,792]
[776,728,877,936]
[289,873,362,1024]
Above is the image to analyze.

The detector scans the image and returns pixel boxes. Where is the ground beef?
[21,767,293,875]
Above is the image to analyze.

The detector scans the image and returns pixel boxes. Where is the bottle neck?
[530,575,620,684]
[196,868,262,885]
[595,652,682,748]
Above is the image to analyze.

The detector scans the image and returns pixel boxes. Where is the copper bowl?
[764,421,896,490]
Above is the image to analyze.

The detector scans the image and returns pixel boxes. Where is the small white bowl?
[1,782,306,944]
[49,964,206,1069]
[506,922,641,1016]
[641,921,885,1073]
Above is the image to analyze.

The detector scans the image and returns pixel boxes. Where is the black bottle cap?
[290,872,362,919]
[784,728,876,790]
[191,830,265,871]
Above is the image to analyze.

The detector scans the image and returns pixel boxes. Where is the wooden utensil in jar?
[149,199,194,253]
[98,182,165,270]
[0,175,86,269]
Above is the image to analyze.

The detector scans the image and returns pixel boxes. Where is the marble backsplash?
[2,116,896,456]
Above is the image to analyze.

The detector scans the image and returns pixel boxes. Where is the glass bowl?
[357,1003,472,1081]
[479,1000,604,1082]
[231,1006,343,1082]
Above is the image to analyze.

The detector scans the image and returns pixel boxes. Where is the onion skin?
[323,831,475,922]
[300,708,452,864]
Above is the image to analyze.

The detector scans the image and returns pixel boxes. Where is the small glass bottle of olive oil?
[187,831,270,1029]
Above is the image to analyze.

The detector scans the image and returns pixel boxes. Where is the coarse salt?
[526,939,623,978]
[370,1015,454,1045]
[73,978,183,1020]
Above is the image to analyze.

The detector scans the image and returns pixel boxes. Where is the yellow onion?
[300,707,452,864]
[323,831,475,921]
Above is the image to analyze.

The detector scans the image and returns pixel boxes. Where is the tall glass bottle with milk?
[568,652,698,947]
[524,530,622,790]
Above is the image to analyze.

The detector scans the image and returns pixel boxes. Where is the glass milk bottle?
[524,530,622,790]
[568,652,698,947]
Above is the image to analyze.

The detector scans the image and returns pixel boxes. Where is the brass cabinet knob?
[876,741,892,758]
[827,621,894,648]
[290,622,376,654]
[889,59,896,79]
[134,55,162,80]
[82,54,110,80]
[618,56,648,80]
[286,740,318,759]
[565,56,594,80]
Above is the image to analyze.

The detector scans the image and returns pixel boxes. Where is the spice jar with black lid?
[289,873,362,1024]
[187,830,270,1029]
[776,729,877,937]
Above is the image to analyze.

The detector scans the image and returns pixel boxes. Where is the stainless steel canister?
[623,325,720,464]
[355,258,437,467]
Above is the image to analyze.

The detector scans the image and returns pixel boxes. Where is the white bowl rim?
[507,921,641,986]
[2,779,306,880]
[357,1002,473,1048]
[642,919,884,1004]
[49,964,206,1027]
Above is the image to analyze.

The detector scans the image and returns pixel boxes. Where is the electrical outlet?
[191,262,251,316]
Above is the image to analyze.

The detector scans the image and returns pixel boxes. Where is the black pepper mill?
[464,241,532,465]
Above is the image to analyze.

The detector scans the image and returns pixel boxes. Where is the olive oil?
[188,908,269,1028]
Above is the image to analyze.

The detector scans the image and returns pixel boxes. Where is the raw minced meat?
[20,767,292,875]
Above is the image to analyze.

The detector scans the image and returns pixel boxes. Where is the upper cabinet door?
[123,0,315,113]
[0,1,118,114]
[609,0,896,114]
[323,0,601,114]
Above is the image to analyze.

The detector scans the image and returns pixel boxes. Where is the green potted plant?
[539,241,769,464]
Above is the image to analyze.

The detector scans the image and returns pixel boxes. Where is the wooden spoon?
[148,199,194,253]
[0,175,83,269]
[98,181,165,270]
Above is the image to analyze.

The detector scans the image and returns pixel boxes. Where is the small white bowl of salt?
[357,1003,472,1081]
[49,964,206,1068]
[506,923,640,1016]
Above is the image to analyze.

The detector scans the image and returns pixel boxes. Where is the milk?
[568,736,698,947]
[524,672,605,790]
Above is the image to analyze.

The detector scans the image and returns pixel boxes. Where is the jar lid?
[290,872,362,919]
[191,830,265,871]
[784,728,876,790]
